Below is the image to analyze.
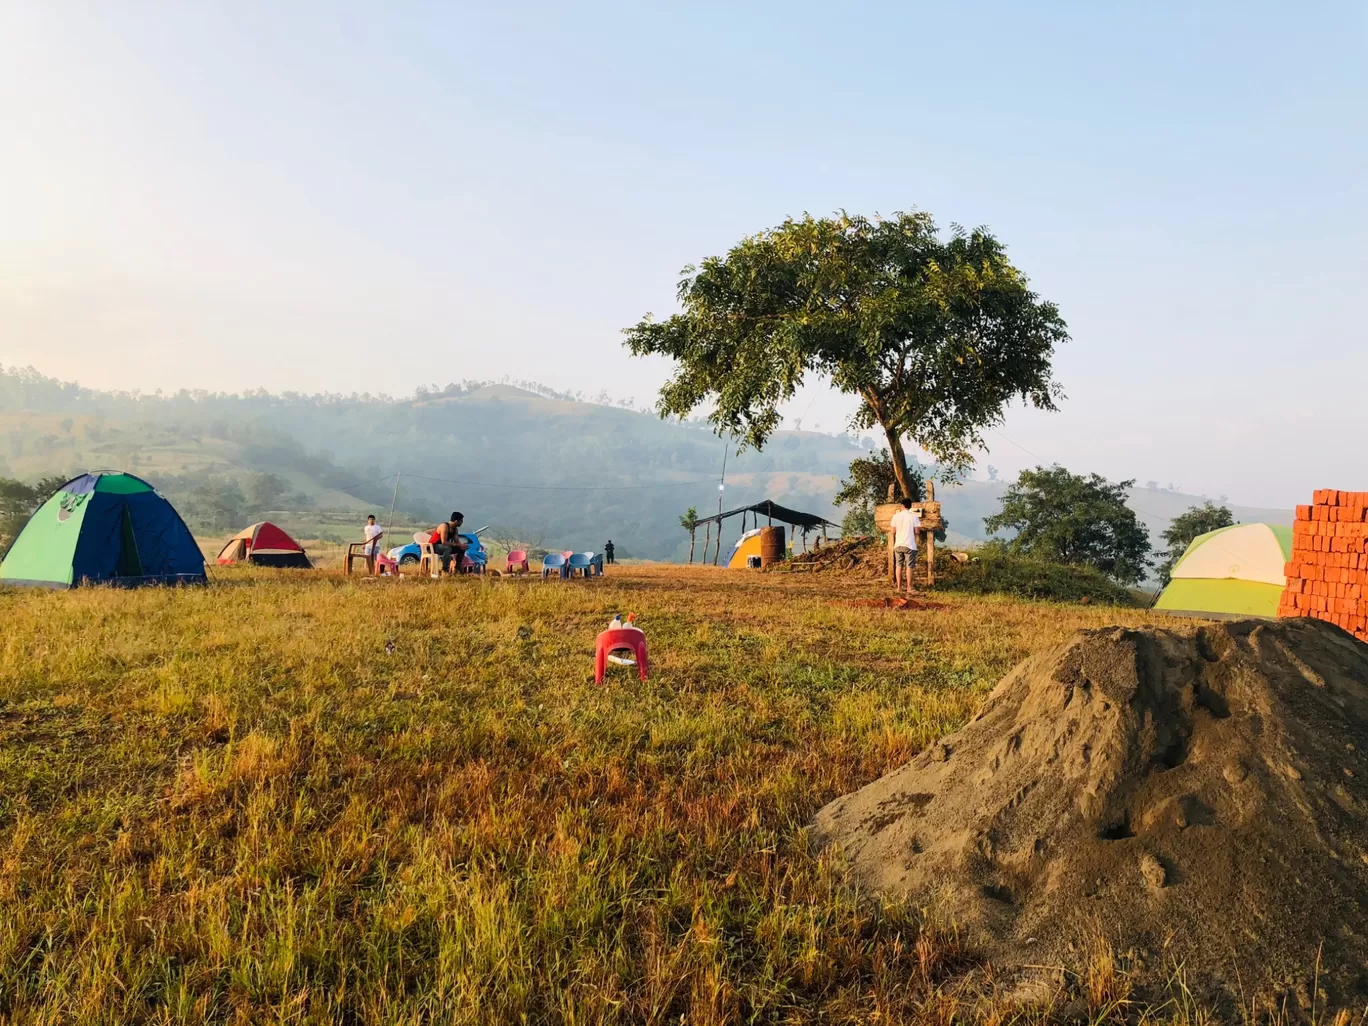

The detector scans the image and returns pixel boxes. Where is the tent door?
[116,505,144,578]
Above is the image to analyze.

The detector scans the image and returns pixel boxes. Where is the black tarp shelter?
[692,499,836,565]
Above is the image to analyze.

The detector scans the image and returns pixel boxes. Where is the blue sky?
[1,1,1364,507]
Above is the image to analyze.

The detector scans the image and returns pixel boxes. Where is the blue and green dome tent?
[0,472,205,589]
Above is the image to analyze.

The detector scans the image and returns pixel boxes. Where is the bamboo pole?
[926,480,936,586]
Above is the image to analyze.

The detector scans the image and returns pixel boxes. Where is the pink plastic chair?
[506,549,530,574]
[561,550,574,561]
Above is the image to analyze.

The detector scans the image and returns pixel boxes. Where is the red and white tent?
[216,522,312,568]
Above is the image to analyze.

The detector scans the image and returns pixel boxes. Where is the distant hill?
[0,367,864,558]
[0,366,1293,562]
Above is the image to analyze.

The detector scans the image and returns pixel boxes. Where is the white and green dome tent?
[1154,523,1291,618]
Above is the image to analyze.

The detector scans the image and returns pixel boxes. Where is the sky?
[1,1,1365,508]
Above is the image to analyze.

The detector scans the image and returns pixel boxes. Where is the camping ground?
[0,563,1194,1023]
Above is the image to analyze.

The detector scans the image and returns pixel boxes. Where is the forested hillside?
[0,367,865,559]
[0,367,1293,561]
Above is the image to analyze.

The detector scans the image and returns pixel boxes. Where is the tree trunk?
[882,424,919,500]
[688,530,695,563]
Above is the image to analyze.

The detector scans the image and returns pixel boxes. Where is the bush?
[941,546,1137,606]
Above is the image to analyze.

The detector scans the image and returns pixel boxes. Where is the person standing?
[362,514,384,574]
[604,540,616,565]
[890,498,921,595]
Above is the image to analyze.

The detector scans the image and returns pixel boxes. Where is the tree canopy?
[623,211,1069,499]
[1158,501,1235,582]
[984,465,1153,586]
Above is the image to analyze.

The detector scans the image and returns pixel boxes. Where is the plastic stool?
[595,627,648,684]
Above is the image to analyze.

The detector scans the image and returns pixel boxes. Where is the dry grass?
[0,564,1201,1023]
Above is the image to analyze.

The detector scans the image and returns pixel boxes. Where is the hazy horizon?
[3,1,1365,509]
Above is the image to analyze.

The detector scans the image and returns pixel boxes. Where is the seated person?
[429,511,468,573]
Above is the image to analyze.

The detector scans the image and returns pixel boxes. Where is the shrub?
[941,546,1137,606]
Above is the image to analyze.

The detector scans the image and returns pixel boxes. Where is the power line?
[392,471,717,492]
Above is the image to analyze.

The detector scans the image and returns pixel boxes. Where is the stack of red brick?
[1279,489,1368,642]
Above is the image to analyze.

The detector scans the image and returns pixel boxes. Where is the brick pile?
[1279,489,1368,642]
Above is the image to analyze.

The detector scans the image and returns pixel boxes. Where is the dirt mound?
[813,618,1368,1015]
[783,537,958,579]
[782,537,889,577]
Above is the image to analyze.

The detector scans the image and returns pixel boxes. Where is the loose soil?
[813,617,1368,1016]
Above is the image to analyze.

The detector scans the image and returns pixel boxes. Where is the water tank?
[759,526,786,567]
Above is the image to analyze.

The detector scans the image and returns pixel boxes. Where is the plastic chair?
[590,553,604,577]
[595,627,648,683]
[415,531,441,576]
[373,551,399,576]
[568,552,594,578]
[506,549,529,574]
[561,550,574,562]
[541,552,569,580]
[344,542,370,575]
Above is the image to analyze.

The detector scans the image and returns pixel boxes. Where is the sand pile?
[813,618,1368,1014]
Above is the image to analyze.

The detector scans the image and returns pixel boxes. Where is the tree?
[623,210,1068,499]
[833,450,947,541]
[247,472,290,511]
[1157,501,1234,583]
[840,502,875,538]
[0,476,65,549]
[984,465,1153,585]
[679,506,699,563]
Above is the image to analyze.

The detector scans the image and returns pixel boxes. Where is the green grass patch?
[0,565,1167,1022]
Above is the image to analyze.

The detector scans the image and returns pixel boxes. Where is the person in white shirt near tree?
[889,497,921,595]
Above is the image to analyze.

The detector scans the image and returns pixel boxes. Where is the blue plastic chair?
[590,553,605,576]
[567,552,594,578]
[541,552,569,580]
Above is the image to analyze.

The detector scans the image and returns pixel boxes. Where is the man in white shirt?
[362,514,384,573]
[889,497,922,594]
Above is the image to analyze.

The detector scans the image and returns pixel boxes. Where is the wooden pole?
[926,480,936,587]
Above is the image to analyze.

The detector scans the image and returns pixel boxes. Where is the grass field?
[0,565,1174,1024]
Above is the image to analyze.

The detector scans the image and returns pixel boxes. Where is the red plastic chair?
[595,628,648,684]
[506,550,530,574]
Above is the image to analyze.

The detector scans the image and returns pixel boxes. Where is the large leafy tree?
[984,465,1153,585]
[1158,501,1234,583]
[623,211,1069,499]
